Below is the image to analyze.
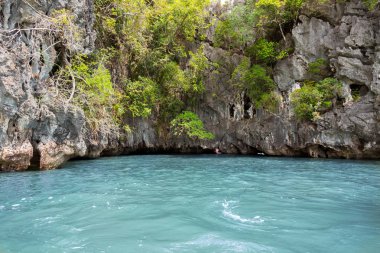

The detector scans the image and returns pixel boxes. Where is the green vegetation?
[363,0,378,10]
[58,0,368,134]
[59,0,214,136]
[214,0,309,114]
[123,77,158,118]
[255,0,290,41]
[291,78,342,121]
[187,47,209,94]
[247,38,288,64]
[171,111,214,140]
[214,2,257,49]
[248,0,305,41]
[308,58,330,80]
[351,89,361,102]
[150,0,210,53]
[232,58,279,112]
[214,0,306,47]
[51,9,83,52]
[59,50,122,130]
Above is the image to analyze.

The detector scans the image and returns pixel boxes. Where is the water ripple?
[222,200,264,224]
[0,155,379,253]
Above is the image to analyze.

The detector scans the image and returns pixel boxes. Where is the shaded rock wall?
[0,0,379,171]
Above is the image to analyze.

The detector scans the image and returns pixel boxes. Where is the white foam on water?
[223,210,264,224]
[222,200,264,224]
[11,204,20,209]
[71,246,84,250]
[169,234,273,253]
[70,227,83,232]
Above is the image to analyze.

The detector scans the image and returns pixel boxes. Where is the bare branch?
[66,67,76,108]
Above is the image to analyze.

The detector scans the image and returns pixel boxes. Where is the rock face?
[0,0,96,171]
[198,0,380,159]
[0,0,379,171]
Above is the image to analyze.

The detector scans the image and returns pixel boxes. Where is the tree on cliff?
[255,0,307,42]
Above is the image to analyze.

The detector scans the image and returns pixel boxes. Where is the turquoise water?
[0,156,380,253]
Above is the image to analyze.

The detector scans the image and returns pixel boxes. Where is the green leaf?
[171,111,214,140]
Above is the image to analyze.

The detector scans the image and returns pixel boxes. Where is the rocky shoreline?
[0,0,379,171]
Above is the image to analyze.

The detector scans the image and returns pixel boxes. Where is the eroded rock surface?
[197,0,380,159]
[0,0,96,170]
[0,0,379,171]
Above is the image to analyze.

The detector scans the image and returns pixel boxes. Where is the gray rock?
[344,16,375,47]
[292,16,332,60]
[335,56,373,85]
[274,55,308,91]
[0,0,98,171]
[1,0,379,171]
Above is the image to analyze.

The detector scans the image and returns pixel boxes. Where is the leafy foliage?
[124,77,158,118]
[150,0,210,53]
[254,0,294,40]
[60,50,122,130]
[232,58,279,111]
[283,0,306,22]
[291,78,343,121]
[87,0,214,131]
[308,58,329,77]
[171,111,214,140]
[363,0,378,10]
[186,46,209,94]
[255,0,306,24]
[214,0,309,48]
[214,2,257,49]
[247,38,288,64]
[51,9,83,50]
[58,0,361,135]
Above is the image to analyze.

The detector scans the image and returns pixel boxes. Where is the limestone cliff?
[0,0,98,171]
[0,0,379,171]
[195,0,380,159]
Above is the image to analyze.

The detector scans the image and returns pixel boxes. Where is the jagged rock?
[0,0,379,171]
[292,16,332,60]
[0,141,33,171]
[274,55,308,91]
[335,56,373,85]
[371,51,380,94]
[301,0,345,25]
[0,0,97,171]
[195,0,380,159]
[344,16,375,47]
[345,0,369,16]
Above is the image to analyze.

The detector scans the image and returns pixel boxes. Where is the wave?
[222,200,264,224]
[168,234,274,253]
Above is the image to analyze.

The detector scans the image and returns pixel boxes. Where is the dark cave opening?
[229,104,235,118]
[350,84,369,100]
[243,95,253,119]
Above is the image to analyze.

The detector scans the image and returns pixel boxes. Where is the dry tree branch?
[66,67,76,106]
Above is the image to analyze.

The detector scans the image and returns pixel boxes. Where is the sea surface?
[0,155,379,253]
